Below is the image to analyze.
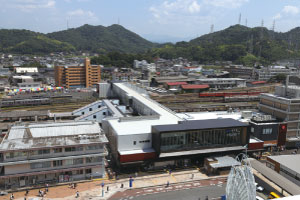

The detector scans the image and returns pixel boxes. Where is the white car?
[255,182,264,192]
[256,196,264,200]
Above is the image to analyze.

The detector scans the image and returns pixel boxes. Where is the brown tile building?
[55,58,101,88]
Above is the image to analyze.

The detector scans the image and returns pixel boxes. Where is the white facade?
[254,66,299,81]
[196,78,246,89]
[0,121,108,189]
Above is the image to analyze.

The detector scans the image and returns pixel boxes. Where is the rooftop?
[197,78,245,81]
[107,83,181,135]
[153,118,248,132]
[166,82,188,86]
[209,156,241,169]
[0,121,108,151]
[181,84,209,89]
[268,154,300,174]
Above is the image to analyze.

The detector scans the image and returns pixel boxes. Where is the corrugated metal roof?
[166,82,188,86]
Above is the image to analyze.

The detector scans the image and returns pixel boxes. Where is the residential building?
[12,76,42,89]
[0,121,108,189]
[14,67,38,74]
[224,65,253,79]
[54,58,101,88]
[254,66,299,81]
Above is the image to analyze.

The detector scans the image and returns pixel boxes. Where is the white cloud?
[273,5,299,20]
[67,9,95,18]
[9,0,56,12]
[282,5,299,15]
[203,0,248,9]
[67,9,99,26]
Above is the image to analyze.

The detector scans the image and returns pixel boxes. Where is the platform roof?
[268,154,300,174]
[249,158,300,195]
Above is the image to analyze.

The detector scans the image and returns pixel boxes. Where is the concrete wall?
[118,133,152,151]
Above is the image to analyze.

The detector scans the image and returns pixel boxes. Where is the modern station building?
[100,82,250,169]
[0,121,108,189]
[54,58,101,88]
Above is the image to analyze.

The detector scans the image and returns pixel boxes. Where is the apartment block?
[55,58,101,88]
[0,121,108,189]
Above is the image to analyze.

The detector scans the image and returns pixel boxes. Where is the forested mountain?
[0,24,157,54]
[47,24,157,53]
[150,25,300,65]
[2,24,300,66]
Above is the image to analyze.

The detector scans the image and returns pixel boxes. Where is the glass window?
[53,160,63,167]
[65,146,83,152]
[89,108,92,111]
[86,156,101,163]
[73,158,84,165]
[54,148,62,153]
[93,115,97,119]
[86,144,102,150]
[30,162,51,169]
[65,159,73,165]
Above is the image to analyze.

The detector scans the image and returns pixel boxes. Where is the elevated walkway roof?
[249,158,300,195]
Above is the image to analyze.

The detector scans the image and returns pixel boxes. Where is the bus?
[268,192,280,199]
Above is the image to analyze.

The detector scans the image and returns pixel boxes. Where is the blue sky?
[1,0,300,42]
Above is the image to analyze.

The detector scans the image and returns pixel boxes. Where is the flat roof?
[153,118,248,133]
[176,111,249,123]
[0,121,108,151]
[160,146,245,158]
[109,83,181,135]
[209,156,241,169]
[268,154,300,174]
[249,158,300,195]
[197,78,245,81]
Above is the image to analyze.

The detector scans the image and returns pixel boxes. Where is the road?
[109,178,226,200]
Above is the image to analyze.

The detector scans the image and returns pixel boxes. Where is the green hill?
[0,24,157,54]
[151,25,300,65]
[47,24,156,53]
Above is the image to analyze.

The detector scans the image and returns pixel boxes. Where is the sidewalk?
[3,169,227,200]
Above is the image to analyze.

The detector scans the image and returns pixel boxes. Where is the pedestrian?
[107,186,109,192]
[205,196,208,200]
[76,191,79,198]
[191,173,194,179]
[169,169,172,175]
[120,183,124,188]
[166,181,170,188]
[38,189,41,197]
[135,172,138,177]
[24,197,26,200]
[10,193,14,200]
[25,190,29,196]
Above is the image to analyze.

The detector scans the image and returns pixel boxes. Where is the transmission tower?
[261,19,264,27]
[272,20,275,31]
[249,34,253,54]
[245,18,248,27]
[238,13,241,25]
[210,24,214,33]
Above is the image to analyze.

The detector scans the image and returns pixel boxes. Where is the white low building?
[0,121,108,189]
